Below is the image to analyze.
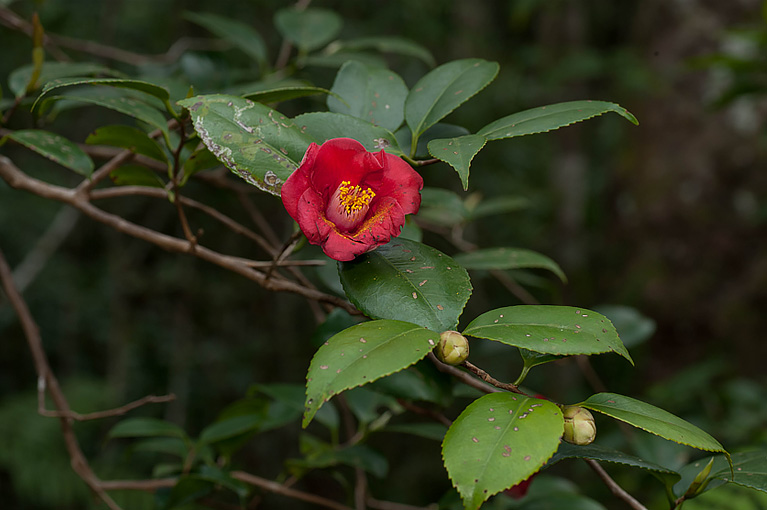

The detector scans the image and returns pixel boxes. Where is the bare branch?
[39,390,176,421]
[461,360,527,395]
[585,459,648,510]
[428,353,499,394]
[231,471,354,510]
[0,156,357,313]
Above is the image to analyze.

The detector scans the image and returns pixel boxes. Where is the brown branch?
[39,391,176,421]
[461,360,526,395]
[231,471,354,510]
[585,459,648,510]
[396,399,452,428]
[0,248,122,510]
[0,156,357,313]
[427,353,499,394]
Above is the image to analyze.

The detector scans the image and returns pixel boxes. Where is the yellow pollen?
[336,180,375,215]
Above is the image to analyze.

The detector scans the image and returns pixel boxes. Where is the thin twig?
[427,353,499,394]
[38,390,176,421]
[585,459,648,510]
[461,360,526,395]
[0,248,123,510]
[231,471,354,510]
[396,399,452,427]
[0,156,357,313]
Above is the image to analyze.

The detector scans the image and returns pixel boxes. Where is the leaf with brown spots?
[442,393,563,510]
[303,320,437,427]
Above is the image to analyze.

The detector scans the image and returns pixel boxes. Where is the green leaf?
[417,187,468,227]
[184,11,268,71]
[36,93,170,143]
[194,465,250,500]
[396,123,470,159]
[711,450,767,494]
[32,77,172,116]
[519,349,563,371]
[405,59,499,139]
[477,100,638,141]
[86,125,169,164]
[338,238,472,333]
[9,62,119,98]
[464,306,633,363]
[274,8,342,52]
[303,51,387,69]
[442,393,564,510]
[242,85,336,104]
[427,134,487,190]
[109,165,165,188]
[2,129,94,176]
[453,248,567,283]
[293,111,403,155]
[327,61,408,132]
[337,36,436,67]
[303,319,438,427]
[198,414,262,445]
[179,94,314,196]
[107,417,187,440]
[370,362,452,406]
[549,442,681,486]
[253,383,339,431]
[579,393,727,454]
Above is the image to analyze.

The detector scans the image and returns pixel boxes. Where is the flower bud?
[435,331,469,365]
[562,406,596,445]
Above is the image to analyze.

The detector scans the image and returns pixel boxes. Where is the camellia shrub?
[1,4,765,510]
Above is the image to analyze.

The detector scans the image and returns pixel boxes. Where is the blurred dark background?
[1,1,766,508]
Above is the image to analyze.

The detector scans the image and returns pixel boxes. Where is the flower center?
[326,180,376,231]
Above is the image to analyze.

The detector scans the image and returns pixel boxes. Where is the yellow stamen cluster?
[336,180,375,215]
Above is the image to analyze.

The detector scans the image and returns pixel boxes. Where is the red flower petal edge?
[281,138,423,261]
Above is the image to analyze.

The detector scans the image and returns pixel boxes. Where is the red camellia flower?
[280,138,423,261]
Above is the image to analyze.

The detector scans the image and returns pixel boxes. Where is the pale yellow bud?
[562,406,596,445]
[436,331,469,365]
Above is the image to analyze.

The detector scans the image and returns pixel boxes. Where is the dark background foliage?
[1,0,766,508]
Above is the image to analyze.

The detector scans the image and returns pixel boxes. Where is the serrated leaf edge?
[427,134,488,191]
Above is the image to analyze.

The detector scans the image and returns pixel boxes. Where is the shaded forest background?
[1,0,766,508]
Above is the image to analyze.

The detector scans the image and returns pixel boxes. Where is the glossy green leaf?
[293,111,403,155]
[519,348,562,371]
[549,442,681,486]
[182,146,220,183]
[370,362,452,406]
[86,125,168,164]
[337,36,436,67]
[396,123,470,159]
[464,306,632,362]
[242,85,335,104]
[3,129,94,176]
[427,134,487,190]
[580,393,727,454]
[339,238,472,332]
[253,383,339,431]
[37,93,170,142]
[274,7,342,52]
[107,417,187,440]
[442,393,564,510]
[9,62,119,98]
[405,59,499,139]
[109,165,165,188]
[327,60,408,132]
[184,11,267,70]
[303,319,438,427]
[478,100,638,141]
[179,94,314,196]
[33,77,171,111]
[453,248,567,283]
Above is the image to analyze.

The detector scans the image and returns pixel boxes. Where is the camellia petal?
[280,138,423,261]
